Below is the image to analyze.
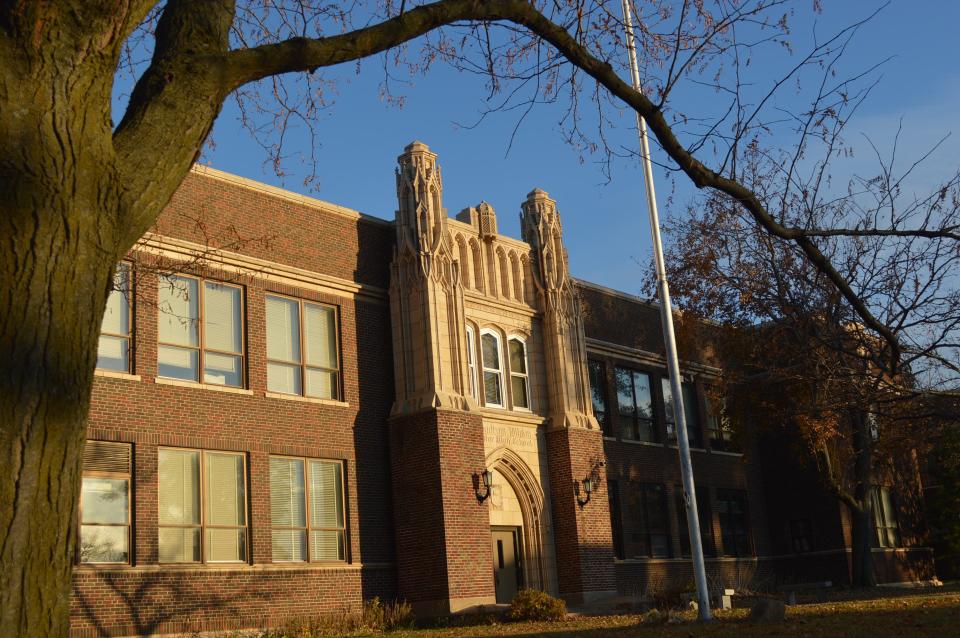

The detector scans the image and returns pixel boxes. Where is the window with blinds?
[508,337,530,410]
[270,457,345,562]
[480,331,504,408]
[97,263,132,372]
[158,448,247,563]
[79,441,132,564]
[157,275,244,387]
[266,295,340,400]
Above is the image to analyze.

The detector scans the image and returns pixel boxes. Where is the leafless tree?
[1,1,956,633]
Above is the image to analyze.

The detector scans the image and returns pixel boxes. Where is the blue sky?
[186,1,960,296]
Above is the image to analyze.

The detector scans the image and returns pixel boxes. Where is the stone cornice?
[136,233,388,303]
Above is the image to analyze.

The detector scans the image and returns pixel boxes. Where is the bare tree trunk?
[850,410,877,587]
[0,38,123,636]
[849,502,877,587]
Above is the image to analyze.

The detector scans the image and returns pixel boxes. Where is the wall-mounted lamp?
[574,476,596,508]
[473,469,493,503]
[574,458,606,509]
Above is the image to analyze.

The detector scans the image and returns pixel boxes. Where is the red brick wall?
[71,172,398,636]
[388,408,495,613]
[545,427,617,602]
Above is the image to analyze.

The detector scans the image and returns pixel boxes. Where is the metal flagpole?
[620,0,713,621]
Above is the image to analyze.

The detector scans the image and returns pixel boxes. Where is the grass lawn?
[385,589,960,638]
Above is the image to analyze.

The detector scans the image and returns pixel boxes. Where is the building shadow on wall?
[73,572,274,637]
[352,222,400,603]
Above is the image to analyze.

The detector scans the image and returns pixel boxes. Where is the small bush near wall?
[507,589,567,622]
[261,598,413,637]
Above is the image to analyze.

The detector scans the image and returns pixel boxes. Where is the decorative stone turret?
[522,188,615,606]
[389,141,475,414]
[521,188,597,431]
[388,142,494,615]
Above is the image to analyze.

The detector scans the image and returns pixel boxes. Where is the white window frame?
[465,325,479,400]
[480,328,506,408]
[507,335,531,411]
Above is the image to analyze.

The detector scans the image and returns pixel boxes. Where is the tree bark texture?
[0,14,128,635]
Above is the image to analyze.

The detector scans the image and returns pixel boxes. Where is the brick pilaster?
[545,426,616,605]
[389,408,495,615]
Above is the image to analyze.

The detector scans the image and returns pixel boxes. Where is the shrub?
[260,598,413,637]
[507,588,567,622]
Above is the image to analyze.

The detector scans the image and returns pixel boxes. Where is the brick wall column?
[389,408,495,615]
[545,426,616,605]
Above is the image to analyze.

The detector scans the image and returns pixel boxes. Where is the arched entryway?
[485,447,550,598]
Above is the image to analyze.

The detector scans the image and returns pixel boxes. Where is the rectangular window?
[481,331,504,407]
[662,379,701,448]
[608,479,624,559]
[790,519,813,553]
[677,486,715,557]
[706,388,738,452]
[588,360,611,436]
[266,295,340,399]
[615,367,656,442]
[872,487,901,548]
[97,263,132,372]
[465,326,479,399]
[79,441,132,564]
[270,457,346,562]
[621,482,671,558]
[716,489,752,557]
[508,338,530,410]
[157,276,244,387]
[158,448,247,563]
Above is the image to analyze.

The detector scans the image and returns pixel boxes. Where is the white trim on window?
[507,335,531,411]
[480,329,505,408]
[465,325,479,400]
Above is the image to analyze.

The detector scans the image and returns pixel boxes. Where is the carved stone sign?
[484,423,537,451]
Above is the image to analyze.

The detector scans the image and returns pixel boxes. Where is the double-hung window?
[662,379,701,448]
[588,360,611,436]
[158,448,248,563]
[465,326,479,399]
[97,263,132,372]
[716,489,752,557]
[677,486,714,557]
[79,441,132,564]
[508,337,530,410]
[614,367,656,442]
[157,276,244,387]
[706,389,738,452]
[621,482,671,558]
[270,457,346,562]
[872,487,901,548]
[481,331,505,408]
[266,295,340,399]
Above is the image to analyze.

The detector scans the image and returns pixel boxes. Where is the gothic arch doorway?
[486,447,549,593]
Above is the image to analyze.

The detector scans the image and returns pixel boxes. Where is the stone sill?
[154,377,254,395]
[73,561,391,573]
[264,391,349,407]
[94,370,142,382]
